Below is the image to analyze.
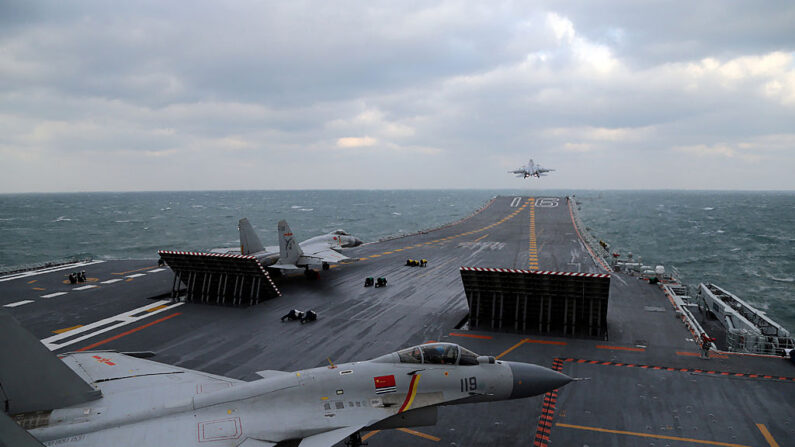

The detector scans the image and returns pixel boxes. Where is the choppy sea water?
[575,190,794,333]
[1,189,792,331]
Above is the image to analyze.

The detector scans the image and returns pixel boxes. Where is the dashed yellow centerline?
[528,198,538,270]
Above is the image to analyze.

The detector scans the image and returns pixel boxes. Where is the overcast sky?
[2,1,794,192]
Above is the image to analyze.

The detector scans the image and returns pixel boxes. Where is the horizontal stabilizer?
[237,439,277,447]
[0,311,101,414]
[0,412,46,447]
[255,370,291,380]
[269,263,301,270]
[298,425,365,447]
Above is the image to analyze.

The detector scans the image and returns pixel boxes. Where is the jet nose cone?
[508,362,572,399]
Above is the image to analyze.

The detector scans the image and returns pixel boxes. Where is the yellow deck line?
[112,265,159,275]
[397,428,441,442]
[556,423,751,447]
[362,431,380,441]
[756,424,780,447]
[496,339,527,359]
[52,324,83,334]
[146,304,168,312]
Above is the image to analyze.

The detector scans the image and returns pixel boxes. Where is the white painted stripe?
[41,292,68,298]
[126,273,146,278]
[147,268,167,273]
[41,300,184,351]
[100,279,123,284]
[72,285,98,291]
[0,260,105,282]
[510,197,521,208]
[3,300,35,308]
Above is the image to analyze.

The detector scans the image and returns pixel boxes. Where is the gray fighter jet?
[1,312,573,447]
[509,158,555,178]
[213,218,363,275]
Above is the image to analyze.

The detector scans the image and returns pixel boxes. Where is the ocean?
[1,189,792,331]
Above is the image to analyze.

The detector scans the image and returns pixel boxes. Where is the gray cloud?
[1,1,794,192]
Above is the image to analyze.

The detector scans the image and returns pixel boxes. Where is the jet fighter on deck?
[212,218,363,275]
[1,313,574,447]
[509,159,555,178]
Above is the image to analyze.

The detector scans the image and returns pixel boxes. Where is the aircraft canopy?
[396,343,479,366]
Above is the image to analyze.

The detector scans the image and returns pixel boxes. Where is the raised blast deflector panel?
[158,251,280,306]
[0,311,101,414]
[460,267,610,338]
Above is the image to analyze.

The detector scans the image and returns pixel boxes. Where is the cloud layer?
[1,1,794,191]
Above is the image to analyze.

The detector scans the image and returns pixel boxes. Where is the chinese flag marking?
[374,375,396,394]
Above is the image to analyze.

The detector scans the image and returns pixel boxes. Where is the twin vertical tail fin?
[238,218,265,255]
[277,220,303,266]
[0,311,101,415]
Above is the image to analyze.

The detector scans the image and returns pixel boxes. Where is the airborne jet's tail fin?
[277,220,303,266]
[0,311,101,415]
[239,218,265,255]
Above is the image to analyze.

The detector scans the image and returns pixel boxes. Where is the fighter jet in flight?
[1,313,573,447]
[509,159,555,178]
[212,218,363,274]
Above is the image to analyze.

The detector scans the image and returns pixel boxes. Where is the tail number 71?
[460,377,478,392]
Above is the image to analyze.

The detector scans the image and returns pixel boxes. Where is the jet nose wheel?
[345,431,367,447]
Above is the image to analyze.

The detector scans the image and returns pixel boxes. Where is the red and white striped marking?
[460,267,610,278]
[157,250,281,295]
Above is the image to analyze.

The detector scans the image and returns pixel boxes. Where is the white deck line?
[126,273,146,278]
[0,260,105,282]
[73,285,98,291]
[3,300,35,308]
[41,300,184,351]
[41,292,68,298]
[100,279,123,284]
[147,268,167,273]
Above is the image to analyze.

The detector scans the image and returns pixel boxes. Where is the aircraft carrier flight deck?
[2,196,792,446]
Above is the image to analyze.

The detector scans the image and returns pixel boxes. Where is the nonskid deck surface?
[1,196,792,446]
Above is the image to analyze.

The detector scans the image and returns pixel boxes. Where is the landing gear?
[322,262,330,271]
[345,431,366,447]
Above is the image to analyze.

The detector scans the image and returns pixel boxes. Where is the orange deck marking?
[596,345,646,352]
[146,304,168,312]
[77,312,182,352]
[32,287,46,291]
[397,428,441,442]
[525,339,567,345]
[677,350,728,359]
[556,423,750,447]
[27,280,37,284]
[448,332,493,340]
